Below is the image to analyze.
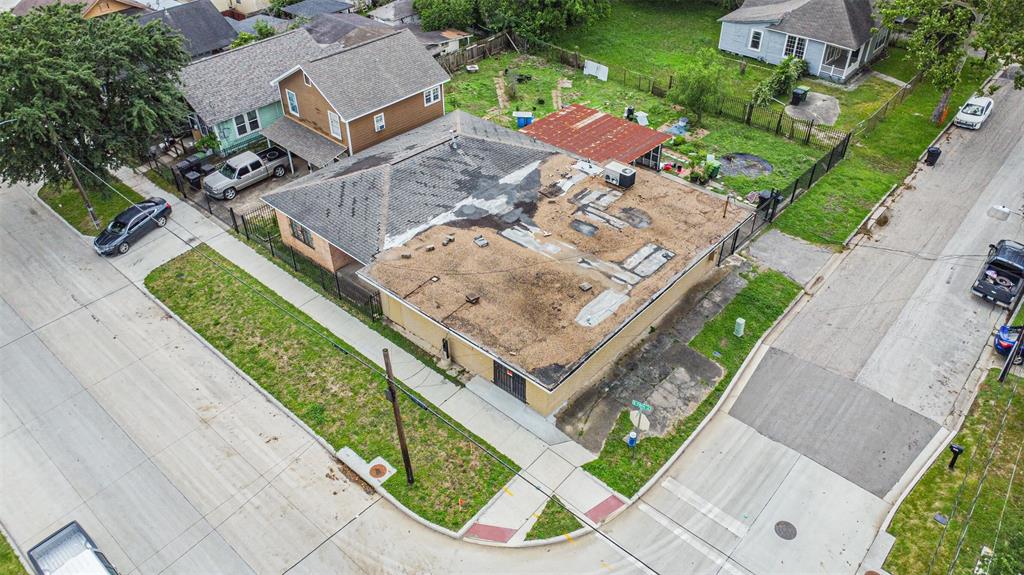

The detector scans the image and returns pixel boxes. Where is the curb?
[0,519,34,575]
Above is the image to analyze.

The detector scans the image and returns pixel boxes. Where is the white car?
[953,95,993,129]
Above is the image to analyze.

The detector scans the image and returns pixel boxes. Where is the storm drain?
[774,520,797,540]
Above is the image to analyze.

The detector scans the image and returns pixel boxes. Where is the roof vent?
[465,293,479,304]
[473,235,489,247]
[449,129,459,150]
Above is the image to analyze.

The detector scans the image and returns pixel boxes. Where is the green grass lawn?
[871,46,920,84]
[144,166,179,195]
[884,369,1024,575]
[525,498,583,540]
[774,59,995,245]
[583,269,802,497]
[0,534,25,575]
[805,75,902,132]
[146,246,517,531]
[38,176,144,236]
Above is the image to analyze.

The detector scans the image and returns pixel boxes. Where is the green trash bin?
[707,160,721,180]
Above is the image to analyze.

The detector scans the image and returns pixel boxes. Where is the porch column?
[287,148,294,175]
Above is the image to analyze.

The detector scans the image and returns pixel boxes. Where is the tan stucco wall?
[279,70,347,148]
[83,0,134,17]
[347,87,445,154]
[275,210,354,272]
[376,249,719,417]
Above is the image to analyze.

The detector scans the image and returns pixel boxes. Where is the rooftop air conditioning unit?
[603,161,636,189]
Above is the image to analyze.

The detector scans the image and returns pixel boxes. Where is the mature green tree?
[879,0,1023,122]
[668,48,727,125]
[229,20,277,48]
[0,4,189,227]
[414,0,609,37]
[415,0,477,31]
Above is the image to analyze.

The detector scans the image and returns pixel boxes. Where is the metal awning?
[262,117,346,169]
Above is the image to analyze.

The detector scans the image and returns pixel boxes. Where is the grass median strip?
[884,369,1023,575]
[38,175,144,236]
[0,534,25,575]
[146,245,517,531]
[525,498,583,541]
[583,269,801,497]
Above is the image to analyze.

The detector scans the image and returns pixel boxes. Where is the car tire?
[273,166,286,178]
[156,215,168,227]
[224,187,237,200]
[117,242,130,255]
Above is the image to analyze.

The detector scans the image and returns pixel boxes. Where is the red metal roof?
[520,104,670,164]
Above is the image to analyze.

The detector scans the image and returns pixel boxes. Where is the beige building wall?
[275,210,355,272]
[279,70,347,148]
[347,87,445,154]
[83,0,135,17]
[376,249,719,417]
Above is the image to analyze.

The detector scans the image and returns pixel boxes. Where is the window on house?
[286,89,300,116]
[784,35,807,59]
[373,112,385,133]
[748,30,762,51]
[423,85,441,106]
[234,110,260,137]
[289,218,314,247]
[328,111,342,140]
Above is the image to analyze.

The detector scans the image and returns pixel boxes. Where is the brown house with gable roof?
[263,29,450,171]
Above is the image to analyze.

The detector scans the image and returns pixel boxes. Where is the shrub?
[751,56,807,106]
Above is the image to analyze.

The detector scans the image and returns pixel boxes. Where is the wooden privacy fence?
[435,32,514,74]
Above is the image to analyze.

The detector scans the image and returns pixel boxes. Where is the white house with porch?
[718,0,890,83]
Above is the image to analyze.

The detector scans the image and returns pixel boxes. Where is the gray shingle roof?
[138,0,237,58]
[261,117,346,168]
[281,0,352,18]
[302,13,392,46]
[301,29,450,120]
[262,111,561,265]
[367,0,414,22]
[720,0,876,49]
[180,29,328,125]
[227,14,291,35]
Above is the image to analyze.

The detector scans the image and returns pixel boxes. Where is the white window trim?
[784,34,807,60]
[285,89,300,116]
[303,73,311,87]
[373,112,385,133]
[748,29,762,52]
[423,85,441,106]
[328,111,342,140]
[234,110,261,138]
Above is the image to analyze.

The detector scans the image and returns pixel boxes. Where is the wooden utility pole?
[383,349,414,485]
[50,128,100,230]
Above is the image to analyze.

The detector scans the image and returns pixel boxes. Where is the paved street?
[0,73,1021,574]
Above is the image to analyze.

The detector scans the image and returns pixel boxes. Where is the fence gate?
[492,360,527,403]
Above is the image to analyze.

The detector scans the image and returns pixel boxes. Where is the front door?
[492,361,527,403]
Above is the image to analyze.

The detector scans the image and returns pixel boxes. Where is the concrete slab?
[162,530,256,575]
[524,448,575,493]
[467,376,572,446]
[152,422,263,515]
[474,475,549,534]
[0,335,83,423]
[441,389,547,468]
[135,517,215,575]
[141,345,252,421]
[730,456,888,574]
[413,378,460,407]
[208,394,313,476]
[747,229,833,285]
[26,391,146,499]
[555,467,618,517]
[606,503,727,575]
[0,398,22,439]
[88,460,203,566]
[640,414,799,554]
[217,484,327,575]
[206,234,321,308]
[0,428,83,542]
[34,305,139,387]
[547,439,598,467]
[285,539,365,575]
[86,285,193,358]
[91,361,203,456]
[268,445,378,535]
[0,296,30,348]
[108,231,192,284]
[729,348,940,498]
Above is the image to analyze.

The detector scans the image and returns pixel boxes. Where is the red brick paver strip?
[464,523,518,543]
[585,495,625,523]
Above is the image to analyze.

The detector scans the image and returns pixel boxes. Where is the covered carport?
[262,116,347,174]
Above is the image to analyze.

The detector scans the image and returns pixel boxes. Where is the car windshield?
[218,164,236,178]
[107,220,127,234]
[962,104,985,116]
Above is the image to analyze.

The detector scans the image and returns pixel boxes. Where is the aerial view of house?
[11,0,149,17]
[138,0,237,59]
[718,0,890,82]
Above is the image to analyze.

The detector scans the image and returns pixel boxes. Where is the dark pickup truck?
[972,239,1024,308]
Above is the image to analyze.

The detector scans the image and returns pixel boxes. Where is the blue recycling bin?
[517,116,533,128]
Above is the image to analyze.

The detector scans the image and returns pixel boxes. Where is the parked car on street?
[28,521,118,575]
[93,197,172,256]
[201,146,288,200]
[953,95,994,129]
[993,324,1023,364]
[972,239,1024,308]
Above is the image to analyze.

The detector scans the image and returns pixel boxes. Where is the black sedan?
[93,197,172,256]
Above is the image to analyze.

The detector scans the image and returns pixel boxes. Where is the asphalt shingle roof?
[301,29,450,120]
[282,0,352,18]
[138,0,237,58]
[226,14,290,35]
[261,117,346,168]
[367,0,414,22]
[262,111,560,264]
[302,12,392,45]
[720,0,876,49]
[180,29,327,125]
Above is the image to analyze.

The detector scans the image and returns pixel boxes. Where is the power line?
[64,152,661,574]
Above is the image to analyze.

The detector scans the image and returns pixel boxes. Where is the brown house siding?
[278,70,347,148]
[348,87,445,154]
[275,210,355,272]
[84,0,134,17]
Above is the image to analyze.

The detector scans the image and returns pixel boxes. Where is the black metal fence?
[237,204,383,320]
[149,156,242,230]
[854,71,923,135]
[713,130,853,263]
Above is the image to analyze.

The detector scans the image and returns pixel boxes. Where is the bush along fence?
[236,203,383,320]
[713,130,852,262]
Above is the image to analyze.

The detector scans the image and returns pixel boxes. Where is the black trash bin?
[925,146,941,166]
[184,170,202,190]
[791,86,810,105]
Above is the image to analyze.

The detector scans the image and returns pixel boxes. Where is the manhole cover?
[369,464,388,479]
[774,520,797,540]
[865,571,882,575]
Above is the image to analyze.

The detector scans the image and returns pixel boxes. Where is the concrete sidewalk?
[116,167,619,545]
